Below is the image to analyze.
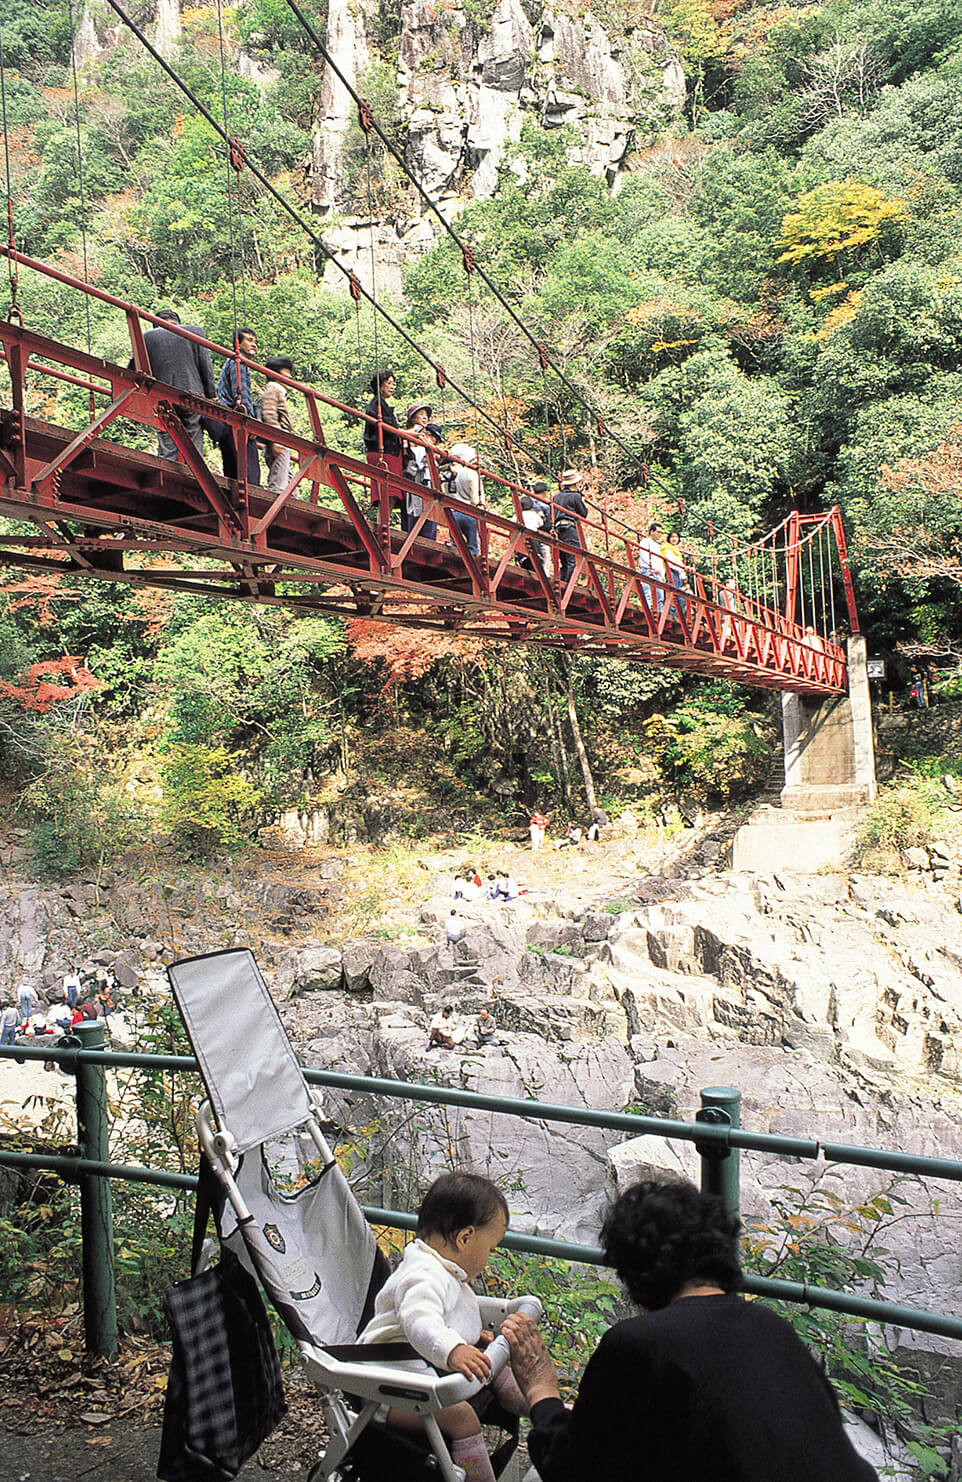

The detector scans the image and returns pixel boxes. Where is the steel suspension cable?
[0,26,21,323]
[278,0,664,491]
[361,120,383,451]
[817,524,827,638]
[97,0,515,454]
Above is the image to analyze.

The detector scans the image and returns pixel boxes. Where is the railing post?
[697,1085,741,1220]
[74,1021,118,1358]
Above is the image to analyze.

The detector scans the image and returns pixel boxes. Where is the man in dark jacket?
[139,310,218,461]
[217,326,261,485]
[553,469,589,584]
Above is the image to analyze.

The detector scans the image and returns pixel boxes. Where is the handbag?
[157,1164,287,1481]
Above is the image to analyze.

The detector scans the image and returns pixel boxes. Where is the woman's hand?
[447,1343,492,1381]
[501,1313,561,1407]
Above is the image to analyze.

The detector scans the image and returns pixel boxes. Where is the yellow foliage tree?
[777,180,908,268]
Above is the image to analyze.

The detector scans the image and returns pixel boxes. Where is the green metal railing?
[2,1038,961,1358]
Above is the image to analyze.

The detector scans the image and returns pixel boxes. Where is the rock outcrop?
[309,0,686,283]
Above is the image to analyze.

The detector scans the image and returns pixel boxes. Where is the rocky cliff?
[73,0,685,292]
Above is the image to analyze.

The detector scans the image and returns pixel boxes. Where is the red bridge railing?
[0,249,856,696]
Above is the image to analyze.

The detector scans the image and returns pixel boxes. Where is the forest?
[0,0,961,866]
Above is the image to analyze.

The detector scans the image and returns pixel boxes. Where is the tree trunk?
[544,680,572,813]
[559,655,598,813]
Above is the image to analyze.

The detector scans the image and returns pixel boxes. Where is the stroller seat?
[168,948,542,1482]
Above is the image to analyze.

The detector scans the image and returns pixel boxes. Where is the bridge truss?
[0,253,858,698]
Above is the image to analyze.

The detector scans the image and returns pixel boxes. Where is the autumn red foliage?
[0,657,105,713]
[346,616,485,695]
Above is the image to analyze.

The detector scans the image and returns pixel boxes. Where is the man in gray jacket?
[140,309,219,461]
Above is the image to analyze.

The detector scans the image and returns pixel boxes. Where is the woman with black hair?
[363,369,404,520]
[503,1179,878,1482]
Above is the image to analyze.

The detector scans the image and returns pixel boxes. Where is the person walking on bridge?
[261,356,295,494]
[217,327,261,486]
[553,470,588,586]
[136,309,217,463]
[363,369,404,522]
[636,522,666,617]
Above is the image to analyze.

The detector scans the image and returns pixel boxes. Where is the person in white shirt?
[359,1172,526,1482]
[0,1004,18,1046]
[636,521,667,616]
[428,1005,464,1048]
[63,967,82,1009]
[444,443,484,557]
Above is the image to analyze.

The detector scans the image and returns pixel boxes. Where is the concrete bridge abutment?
[732,637,877,872]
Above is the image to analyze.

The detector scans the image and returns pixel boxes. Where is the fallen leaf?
[80,1411,113,1425]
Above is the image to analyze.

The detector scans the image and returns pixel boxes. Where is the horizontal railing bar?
[5,1047,961,1180]
[821,1142,962,1180]
[3,1150,957,1340]
[0,1148,197,1191]
[740,1274,962,1342]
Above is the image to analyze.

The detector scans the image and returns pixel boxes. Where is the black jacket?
[363,395,402,458]
[528,1294,879,1482]
[139,325,216,400]
[551,488,588,526]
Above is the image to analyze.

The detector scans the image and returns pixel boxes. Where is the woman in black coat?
[363,368,404,523]
[502,1180,879,1482]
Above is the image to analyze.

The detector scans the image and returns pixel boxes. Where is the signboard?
[867,658,886,680]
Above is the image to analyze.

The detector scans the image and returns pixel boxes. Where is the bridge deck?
[0,300,849,695]
[0,413,845,695]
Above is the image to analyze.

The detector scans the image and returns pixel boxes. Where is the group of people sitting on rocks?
[529,807,608,850]
[0,964,115,1046]
[427,1003,498,1051]
[452,867,524,904]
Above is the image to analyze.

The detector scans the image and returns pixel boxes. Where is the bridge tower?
[733,635,877,872]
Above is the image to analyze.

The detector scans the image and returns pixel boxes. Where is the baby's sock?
[451,1431,495,1482]
[492,1364,530,1416]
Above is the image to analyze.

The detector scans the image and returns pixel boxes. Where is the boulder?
[291,945,344,995]
[341,939,377,994]
[582,911,613,943]
[370,944,415,999]
[109,951,141,990]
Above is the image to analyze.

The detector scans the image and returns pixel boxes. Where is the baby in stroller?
[358,1173,528,1482]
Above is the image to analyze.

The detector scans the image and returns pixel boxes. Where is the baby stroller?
[168,948,542,1482]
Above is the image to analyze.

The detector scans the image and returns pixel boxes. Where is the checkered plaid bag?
[157,1247,286,1481]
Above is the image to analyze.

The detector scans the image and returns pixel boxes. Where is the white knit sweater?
[358,1238,482,1371]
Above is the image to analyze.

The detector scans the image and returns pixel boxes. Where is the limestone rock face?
[311,0,685,239]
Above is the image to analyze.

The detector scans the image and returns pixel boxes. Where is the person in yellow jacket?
[661,528,689,621]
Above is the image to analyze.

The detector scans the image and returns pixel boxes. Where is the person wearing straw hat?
[403,401,435,535]
[553,470,588,585]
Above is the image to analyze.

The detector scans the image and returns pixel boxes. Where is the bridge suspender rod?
[96,0,516,459]
[215,0,245,336]
[0,28,22,327]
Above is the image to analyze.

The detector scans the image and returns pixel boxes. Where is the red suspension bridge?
[0,253,857,697]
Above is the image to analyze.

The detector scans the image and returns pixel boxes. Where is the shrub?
[161,742,262,858]
[851,776,945,869]
[22,771,140,876]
